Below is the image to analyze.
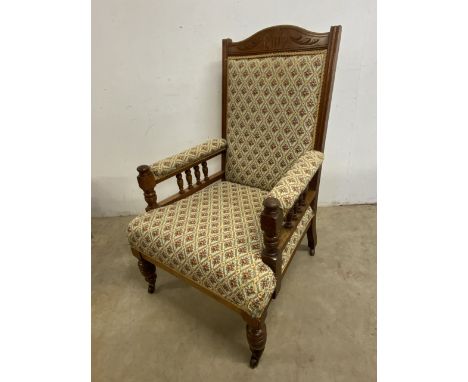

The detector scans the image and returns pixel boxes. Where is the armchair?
[127,25,341,368]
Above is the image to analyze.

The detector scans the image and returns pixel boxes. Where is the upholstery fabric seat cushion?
[128,181,313,318]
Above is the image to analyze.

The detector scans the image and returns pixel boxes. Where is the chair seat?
[128,181,313,318]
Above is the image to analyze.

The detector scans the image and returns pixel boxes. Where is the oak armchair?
[127,25,341,368]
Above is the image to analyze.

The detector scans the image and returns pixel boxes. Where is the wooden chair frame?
[131,25,341,368]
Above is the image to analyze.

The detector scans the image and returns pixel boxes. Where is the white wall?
[92,0,376,217]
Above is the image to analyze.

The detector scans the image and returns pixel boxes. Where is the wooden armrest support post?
[260,197,283,295]
[137,165,158,211]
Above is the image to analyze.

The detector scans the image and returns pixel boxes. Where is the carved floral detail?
[291,36,320,45]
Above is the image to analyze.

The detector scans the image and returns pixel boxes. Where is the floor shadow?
[131,263,248,363]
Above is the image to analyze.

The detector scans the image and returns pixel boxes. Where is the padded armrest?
[150,138,227,180]
[267,150,324,211]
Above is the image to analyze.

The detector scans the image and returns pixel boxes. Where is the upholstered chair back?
[225,50,328,191]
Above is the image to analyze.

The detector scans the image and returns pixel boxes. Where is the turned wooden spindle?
[299,192,306,208]
[193,164,202,185]
[284,210,293,228]
[295,199,303,215]
[136,165,158,211]
[284,193,306,228]
[176,173,184,194]
[297,199,303,212]
[184,169,193,189]
[260,197,283,295]
[201,161,209,180]
[292,200,300,220]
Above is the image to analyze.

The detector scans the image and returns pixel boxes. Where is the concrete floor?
[92,205,376,382]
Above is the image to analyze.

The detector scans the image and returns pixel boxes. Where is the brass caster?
[148,284,155,294]
[309,248,315,256]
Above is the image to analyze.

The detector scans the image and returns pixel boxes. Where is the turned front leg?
[132,249,157,293]
[138,258,157,293]
[246,319,267,368]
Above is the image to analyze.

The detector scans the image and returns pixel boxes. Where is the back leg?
[307,217,317,256]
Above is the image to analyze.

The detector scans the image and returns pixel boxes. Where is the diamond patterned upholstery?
[128,181,313,317]
[225,50,327,191]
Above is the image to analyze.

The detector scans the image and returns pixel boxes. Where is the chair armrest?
[259,150,323,289]
[267,150,324,212]
[136,138,226,211]
[150,138,227,181]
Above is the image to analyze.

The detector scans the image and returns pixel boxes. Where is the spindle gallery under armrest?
[136,147,226,211]
[158,170,225,207]
[278,188,316,252]
[152,146,226,184]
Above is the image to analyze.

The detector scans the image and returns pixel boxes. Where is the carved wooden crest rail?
[228,25,329,56]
